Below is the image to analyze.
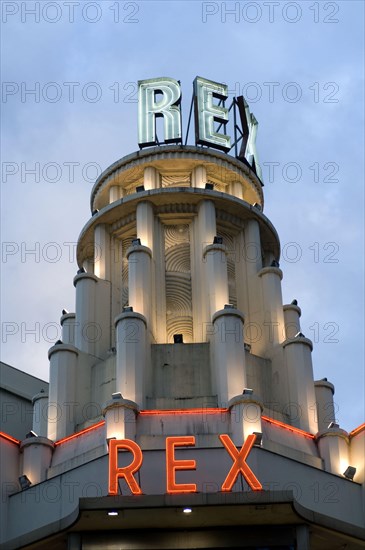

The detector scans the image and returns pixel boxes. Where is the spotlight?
[173,334,183,344]
[183,507,192,514]
[106,437,117,447]
[132,238,141,246]
[205,183,214,190]
[108,510,119,516]
[253,203,262,211]
[62,308,69,315]
[244,343,251,352]
[136,185,145,193]
[242,388,253,395]
[19,475,32,490]
[123,306,133,312]
[271,260,280,268]
[253,432,263,446]
[327,422,339,429]
[213,236,223,244]
[343,466,356,481]
[92,209,99,216]
[112,392,123,400]
[294,332,305,338]
[25,430,38,438]
[55,339,63,345]
[290,299,298,306]
[77,267,86,274]
[224,304,234,309]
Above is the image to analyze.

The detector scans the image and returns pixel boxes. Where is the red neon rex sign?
[108,433,262,495]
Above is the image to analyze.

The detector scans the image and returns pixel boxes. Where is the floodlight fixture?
[343,466,356,481]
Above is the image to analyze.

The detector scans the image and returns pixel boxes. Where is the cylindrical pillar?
[60,312,76,345]
[283,303,301,340]
[109,185,122,203]
[229,181,243,199]
[229,393,263,447]
[73,273,98,354]
[203,243,229,317]
[20,437,54,485]
[192,200,217,341]
[136,201,154,251]
[283,337,318,434]
[191,165,207,188]
[316,427,349,476]
[126,244,152,326]
[211,308,246,406]
[47,344,78,440]
[32,390,48,437]
[115,312,147,407]
[94,224,110,280]
[144,166,160,190]
[314,379,336,433]
[103,397,139,441]
[258,266,285,352]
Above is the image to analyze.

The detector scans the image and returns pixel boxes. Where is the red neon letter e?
[108,439,143,495]
[220,433,262,492]
[166,436,197,494]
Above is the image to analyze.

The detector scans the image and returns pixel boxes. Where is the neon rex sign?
[108,434,262,496]
[138,76,262,181]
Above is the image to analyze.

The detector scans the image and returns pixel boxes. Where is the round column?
[20,437,54,485]
[229,393,263,447]
[258,266,285,352]
[211,307,246,406]
[283,303,301,340]
[203,243,229,318]
[32,390,48,437]
[283,336,318,434]
[143,166,160,190]
[136,201,154,252]
[316,427,349,476]
[73,272,98,354]
[314,379,336,432]
[60,312,76,345]
[115,311,147,407]
[126,244,152,326]
[103,397,139,441]
[47,344,78,441]
[192,165,207,188]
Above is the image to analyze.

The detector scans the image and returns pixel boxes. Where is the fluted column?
[316,426,349,476]
[103,397,138,441]
[20,437,54,485]
[136,201,154,252]
[109,185,122,203]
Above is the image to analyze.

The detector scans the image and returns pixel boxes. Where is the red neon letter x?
[219,434,262,492]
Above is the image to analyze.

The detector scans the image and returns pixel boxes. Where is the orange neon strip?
[140,408,229,416]
[0,431,20,445]
[349,423,365,438]
[262,415,315,439]
[54,420,105,446]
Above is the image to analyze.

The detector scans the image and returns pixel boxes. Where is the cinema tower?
[1,80,364,549]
